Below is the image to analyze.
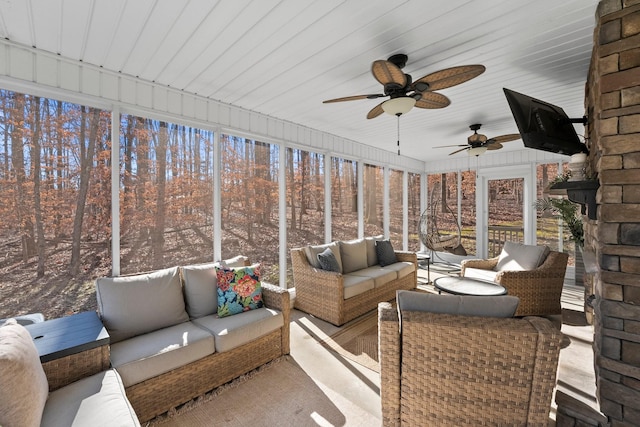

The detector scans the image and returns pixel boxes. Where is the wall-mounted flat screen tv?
[503,88,588,155]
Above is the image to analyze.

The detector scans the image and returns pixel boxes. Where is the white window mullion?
[111,107,120,276]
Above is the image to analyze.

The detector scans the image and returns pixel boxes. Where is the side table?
[25,311,110,391]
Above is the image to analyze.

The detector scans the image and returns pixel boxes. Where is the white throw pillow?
[495,241,550,272]
[0,319,49,427]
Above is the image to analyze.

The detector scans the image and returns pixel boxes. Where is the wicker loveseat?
[461,241,569,317]
[291,237,418,326]
[95,256,290,423]
[379,290,562,426]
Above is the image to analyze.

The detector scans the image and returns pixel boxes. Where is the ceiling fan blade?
[414,92,450,109]
[488,133,521,144]
[371,60,406,87]
[486,143,503,150]
[414,64,486,91]
[323,94,385,103]
[449,147,470,155]
[366,102,384,119]
[434,144,467,148]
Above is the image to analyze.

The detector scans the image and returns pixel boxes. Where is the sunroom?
[0,0,637,425]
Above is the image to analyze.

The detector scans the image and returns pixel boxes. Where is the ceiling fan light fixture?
[468,146,488,156]
[381,97,416,116]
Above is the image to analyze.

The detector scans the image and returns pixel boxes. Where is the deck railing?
[488,225,524,258]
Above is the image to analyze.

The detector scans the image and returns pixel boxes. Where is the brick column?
[585,1,640,425]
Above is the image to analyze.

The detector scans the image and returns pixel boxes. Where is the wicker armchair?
[378,301,562,426]
[461,250,569,317]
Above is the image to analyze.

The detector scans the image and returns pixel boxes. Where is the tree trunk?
[288,148,296,230]
[31,97,46,277]
[365,165,377,225]
[70,107,100,275]
[152,121,168,269]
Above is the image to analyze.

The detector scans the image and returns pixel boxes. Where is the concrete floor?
[287,253,597,425]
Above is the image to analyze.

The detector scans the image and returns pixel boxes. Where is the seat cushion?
[0,320,48,427]
[110,321,215,387]
[382,261,415,279]
[340,238,368,274]
[41,370,140,427]
[343,275,375,299]
[96,266,189,343]
[396,290,520,318]
[193,307,283,353]
[463,267,499,283]
[495,241,550,272]
[348,266,397,288]
[182,256,250,319]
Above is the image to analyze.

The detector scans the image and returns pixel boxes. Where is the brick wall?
[586,1,640,425]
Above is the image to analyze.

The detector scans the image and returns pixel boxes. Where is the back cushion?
[495,241,550,272]
[96,266,189,343]
[340,239,368,273]
[304,242,342,273]
[182,256,250,319]
[396,290,519,318]
[0,320,49,427]
[365,235,384,266]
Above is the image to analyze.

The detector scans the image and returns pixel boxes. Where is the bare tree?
[31,97,46,277]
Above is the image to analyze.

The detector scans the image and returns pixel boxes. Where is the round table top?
[433,276,507,296]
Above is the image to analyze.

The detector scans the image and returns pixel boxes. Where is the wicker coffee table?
[433,276,507,296]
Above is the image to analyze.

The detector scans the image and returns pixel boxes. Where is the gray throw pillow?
[317,247,341,272]
[376,239,397,267]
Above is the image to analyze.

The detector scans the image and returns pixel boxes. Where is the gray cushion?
[495,241,550,272]
[0,319,49,427]
[343,275,375,299]
[110,321,214,387]
[193,307,283,353]
[182,256,250,319]
[96,266,189,343]
[41,370,140,427]
[347,267,397,288]
[339,238,368,274]
[305,242,343,272]
[365,235,384,267]
[396,290,520,318]
[375,240,397,267]
[317,247,341,272]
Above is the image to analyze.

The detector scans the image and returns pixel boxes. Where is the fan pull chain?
[396,114,401,156]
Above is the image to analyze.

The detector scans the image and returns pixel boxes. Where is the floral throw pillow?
[215,264,263,318]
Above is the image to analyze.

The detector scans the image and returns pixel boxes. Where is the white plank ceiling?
[0,0,600,162]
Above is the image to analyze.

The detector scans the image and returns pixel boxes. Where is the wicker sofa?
[379,290,562,426]
[291,237,418,326]
[95,257,290,423]
[460,241,569,317]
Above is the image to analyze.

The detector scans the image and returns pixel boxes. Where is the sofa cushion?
[348,267,397,288]
[376,240,397,267]
[96,266,189,343]
[463,267,499,282]
[41,369,140,427]
[383,261,415,279]
[304,242,342,272]
[495,241,550,272]
[182,256,250,319]
[216,263,264,317]
[343,275,375,299]
[340,238,368,274]
[0,319,48,427]
[397,290,520,318]
[365,235,384,267]
[110,321,214,388]
[317,247,341,272]
[193,307,283,353]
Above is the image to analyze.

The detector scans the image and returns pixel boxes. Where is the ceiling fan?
[435,124,521,156]
[322,54,486,119]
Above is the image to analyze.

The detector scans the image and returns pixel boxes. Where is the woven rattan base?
[43,345,110,391]
[126,329,285,423]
